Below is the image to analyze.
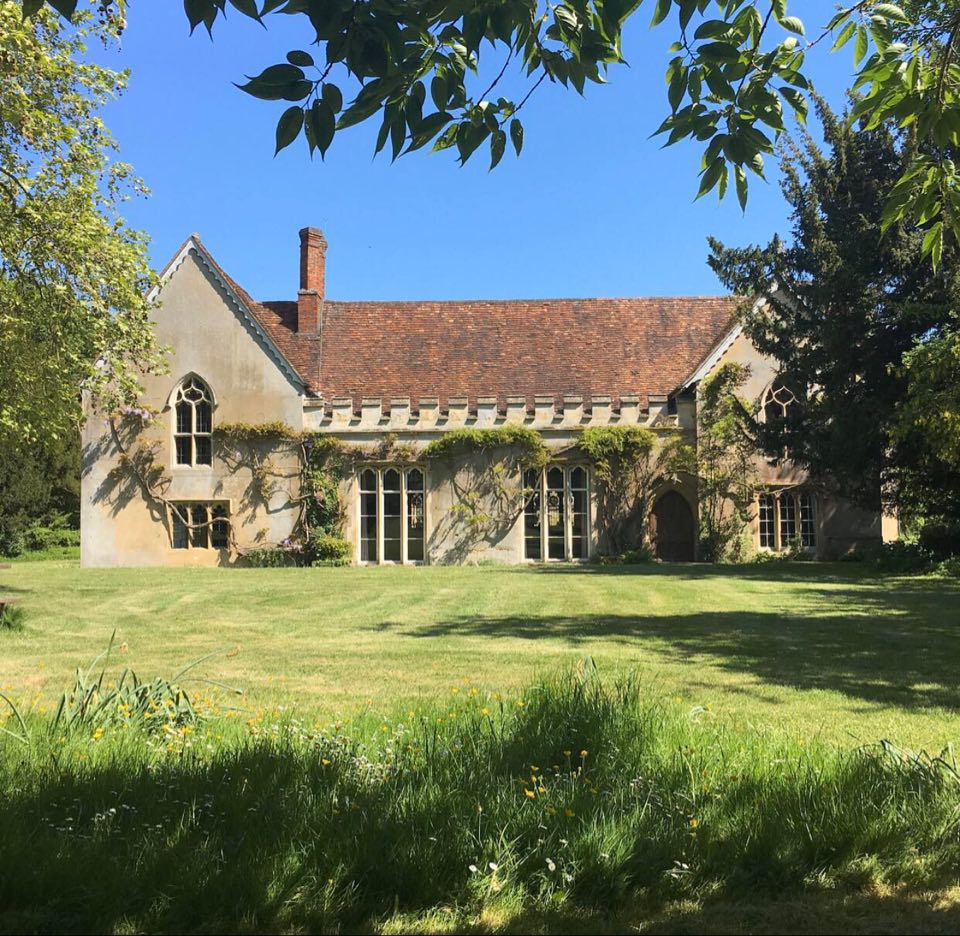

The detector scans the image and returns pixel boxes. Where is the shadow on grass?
[387,571,960,711]
[3,730,960,935]
[446,888,960,935]
[526,560,953,585]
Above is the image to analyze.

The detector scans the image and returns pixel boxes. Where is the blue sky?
[97,2,852,301]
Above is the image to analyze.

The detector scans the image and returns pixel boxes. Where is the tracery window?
[170,502,230,550]
[358,467,426,564]
[173,376,213,467]
[523,465,591,561]
[763,382,797,426]
[757,490,817,551]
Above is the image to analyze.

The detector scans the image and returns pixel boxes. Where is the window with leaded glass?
[173,376,213,467]
[758,493,776,549]
[523,466,591,561]
[357,467,427,564]
[779,494,797,546]
[758,491,817,552]
[799,493,817,548]
[170,502,230,551]
[360,469,378,563]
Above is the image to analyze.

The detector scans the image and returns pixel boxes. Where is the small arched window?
[763,381,797,427]
[174,376,213,466]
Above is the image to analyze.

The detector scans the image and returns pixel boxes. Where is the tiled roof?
[314,297,739,409]
[185,240,740,407]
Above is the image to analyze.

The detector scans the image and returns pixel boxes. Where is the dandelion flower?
[580,750,588,758]
[689,817,699,829]
[525,788,535,799]
[564,808,575,817]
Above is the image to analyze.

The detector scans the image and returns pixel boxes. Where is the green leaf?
[854,26,869,67]
[322,83,343,114]
[490,129,506,170]
[696,157,725,199]
[310,100,337,158]
[236,64,308,101]
[922,220,944,271]
[431,75,448,111]
[274,106,304,156]
[735,165,748,211]
[229,0,261,21]
[873,4,910,23]
[510,118,523,156]
[47,0,78,18]
[286,50,315,68]
[830,20,857,52]
[779,16,805,37]
[650,0,672,28]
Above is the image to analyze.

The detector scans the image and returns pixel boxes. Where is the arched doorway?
[651,491,696,562]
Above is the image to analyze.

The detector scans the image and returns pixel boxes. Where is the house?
[80,227,892,567]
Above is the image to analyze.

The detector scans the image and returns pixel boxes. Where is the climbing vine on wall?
[422,427,550,561]
[579,425,688,554]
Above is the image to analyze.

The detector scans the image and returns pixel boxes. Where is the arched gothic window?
[763,382,797,427]
[173,376,213,466]
[358,466,427,564]
[523,465,591,561]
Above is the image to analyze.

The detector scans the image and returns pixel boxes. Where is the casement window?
[358,467,426,564]
[173,376,213,467]
[523,465,591,561]
[757,490,817,551]
[170,502,230,550]
[758,493,776,549]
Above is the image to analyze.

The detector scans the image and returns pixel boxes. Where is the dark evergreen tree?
[708,104,960,521]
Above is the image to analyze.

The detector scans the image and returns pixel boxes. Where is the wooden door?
[651,491,695,562]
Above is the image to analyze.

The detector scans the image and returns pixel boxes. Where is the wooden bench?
[0,596,19,623]
[0,563,10,570]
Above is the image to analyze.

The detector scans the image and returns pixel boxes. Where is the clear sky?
[96,2,852,302]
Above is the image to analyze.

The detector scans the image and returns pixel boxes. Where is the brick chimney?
[297,226,326,333]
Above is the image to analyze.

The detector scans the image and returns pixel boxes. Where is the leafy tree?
[22,1,960,261]
[891,316,960,515]
[692,362,757,561]
[0,5,164,452]
[0,431,80,555]
[708,102,960,522]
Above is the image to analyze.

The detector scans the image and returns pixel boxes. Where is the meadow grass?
[1,560,960,747]
[2,664,960,934]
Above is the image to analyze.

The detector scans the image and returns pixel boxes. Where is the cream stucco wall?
[81,261,893,569]
[80,248,305,567]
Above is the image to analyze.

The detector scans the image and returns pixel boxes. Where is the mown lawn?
[2,559,959,748]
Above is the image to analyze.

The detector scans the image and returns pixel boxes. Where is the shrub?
[308,533,352,566]
[243,546,303,568]
[593,545,654,565]
[918,520,960,558]
[841,540,934,572]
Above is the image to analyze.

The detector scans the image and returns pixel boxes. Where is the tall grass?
[1,662,959,933]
